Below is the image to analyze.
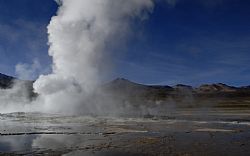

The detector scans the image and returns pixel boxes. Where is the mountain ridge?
[0,73,249,91]
[107,78,249,92]
[1,73,250,109]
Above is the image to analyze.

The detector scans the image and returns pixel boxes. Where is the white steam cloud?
[15,59,42,80]
[30,0,154,114]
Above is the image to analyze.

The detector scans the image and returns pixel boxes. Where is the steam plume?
[32,0,154,113]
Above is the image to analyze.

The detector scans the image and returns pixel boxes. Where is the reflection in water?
[0,134,150,156]
[32,134,101,149]
[0,135,37,152]
[0,134,107,155]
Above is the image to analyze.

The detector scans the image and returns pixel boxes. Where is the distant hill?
[102,78,173,98]
[101,78,250,109]
[0,73,15,89]
[195,83,237,93]
[104,78,249,94]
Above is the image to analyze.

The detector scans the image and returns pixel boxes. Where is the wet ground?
[0,110,250,156]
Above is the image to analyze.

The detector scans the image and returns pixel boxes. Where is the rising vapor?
[32,0,154,114]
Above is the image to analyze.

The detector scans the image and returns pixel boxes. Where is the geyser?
[32,0,154,114]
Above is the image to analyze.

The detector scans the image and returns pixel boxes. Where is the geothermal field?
[0,110,250,155]
[1,0,250,155]
[1,77,250,155]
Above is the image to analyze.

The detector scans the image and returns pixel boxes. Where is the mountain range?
[101,78,250,108]
[1,73,250,109]
[104,77,250,93]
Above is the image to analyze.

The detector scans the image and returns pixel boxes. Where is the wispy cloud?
[0,18,51,77]
[165,0,179,7]
[15,58,51,80]
[15,59,41,80]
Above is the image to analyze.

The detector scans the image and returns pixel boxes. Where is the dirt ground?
[0,111,250,156]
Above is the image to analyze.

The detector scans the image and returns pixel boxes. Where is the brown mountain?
[196,83,237,93]
[102,78,250,109]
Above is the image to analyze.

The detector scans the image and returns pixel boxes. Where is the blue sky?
[0,0,250,86]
